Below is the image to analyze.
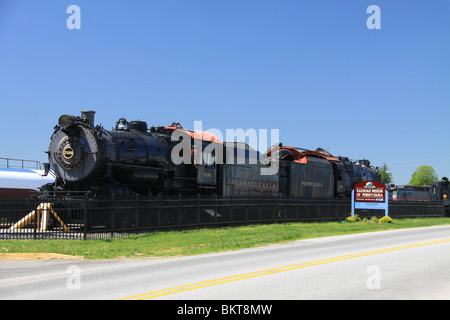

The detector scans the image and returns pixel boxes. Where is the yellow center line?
[119,238,450,300]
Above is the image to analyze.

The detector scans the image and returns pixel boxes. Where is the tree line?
[378,163,440,186]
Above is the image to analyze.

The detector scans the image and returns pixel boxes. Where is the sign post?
[351,181,389,217]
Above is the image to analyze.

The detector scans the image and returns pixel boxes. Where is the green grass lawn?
[1,217,449,259]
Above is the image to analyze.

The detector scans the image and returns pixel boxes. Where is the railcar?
[0,158,55,199]
[273,146,380,199]
[387,185,431,201]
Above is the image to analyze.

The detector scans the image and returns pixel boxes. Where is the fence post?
[33,197,38,240]
[197,194,200,226]
[272,196,276,222]
[245,195,249,222]
[214,194,218,225]
[259,198,262,221]
[178,194,182,227]
[83,196,88,240]
[135,194,140,232]
[157,194,161,227]
[111,195,115,238]
[230,195,233,224]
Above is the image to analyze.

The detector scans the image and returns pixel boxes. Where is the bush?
[379,216,393,223]
[345,214,361,222]
[344,214,393,223]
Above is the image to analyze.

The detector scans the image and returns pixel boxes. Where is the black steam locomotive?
[44,111,381,199]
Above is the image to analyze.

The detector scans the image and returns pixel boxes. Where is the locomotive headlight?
[59,115,76,128]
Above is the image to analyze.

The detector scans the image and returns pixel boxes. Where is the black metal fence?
[0,195,446,240]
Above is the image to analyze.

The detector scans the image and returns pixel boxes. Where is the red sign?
[354,181,386,203]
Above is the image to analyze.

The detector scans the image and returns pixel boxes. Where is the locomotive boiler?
[45,111,381,199]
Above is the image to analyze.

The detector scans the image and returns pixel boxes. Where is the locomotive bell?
[116,118,128,130]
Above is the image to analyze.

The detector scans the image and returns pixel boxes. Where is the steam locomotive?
[44,111,381,199]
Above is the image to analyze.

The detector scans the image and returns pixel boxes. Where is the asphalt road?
[1,225,450,301]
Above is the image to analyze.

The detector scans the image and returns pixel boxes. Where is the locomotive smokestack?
[81,110,96,126]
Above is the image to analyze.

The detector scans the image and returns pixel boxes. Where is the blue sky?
[0,0,449,184]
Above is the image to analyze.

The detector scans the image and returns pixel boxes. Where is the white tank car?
[0,160,55,199]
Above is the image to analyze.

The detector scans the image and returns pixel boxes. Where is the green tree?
[408,165,438,186]
[378,163,393,185]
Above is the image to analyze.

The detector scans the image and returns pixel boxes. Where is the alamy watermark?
[367,5,381,30]
[66,5,81,30]
[65,5,380,31]
[66,265,81,290]
[366,265,381,289]
[170,121,280,175]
